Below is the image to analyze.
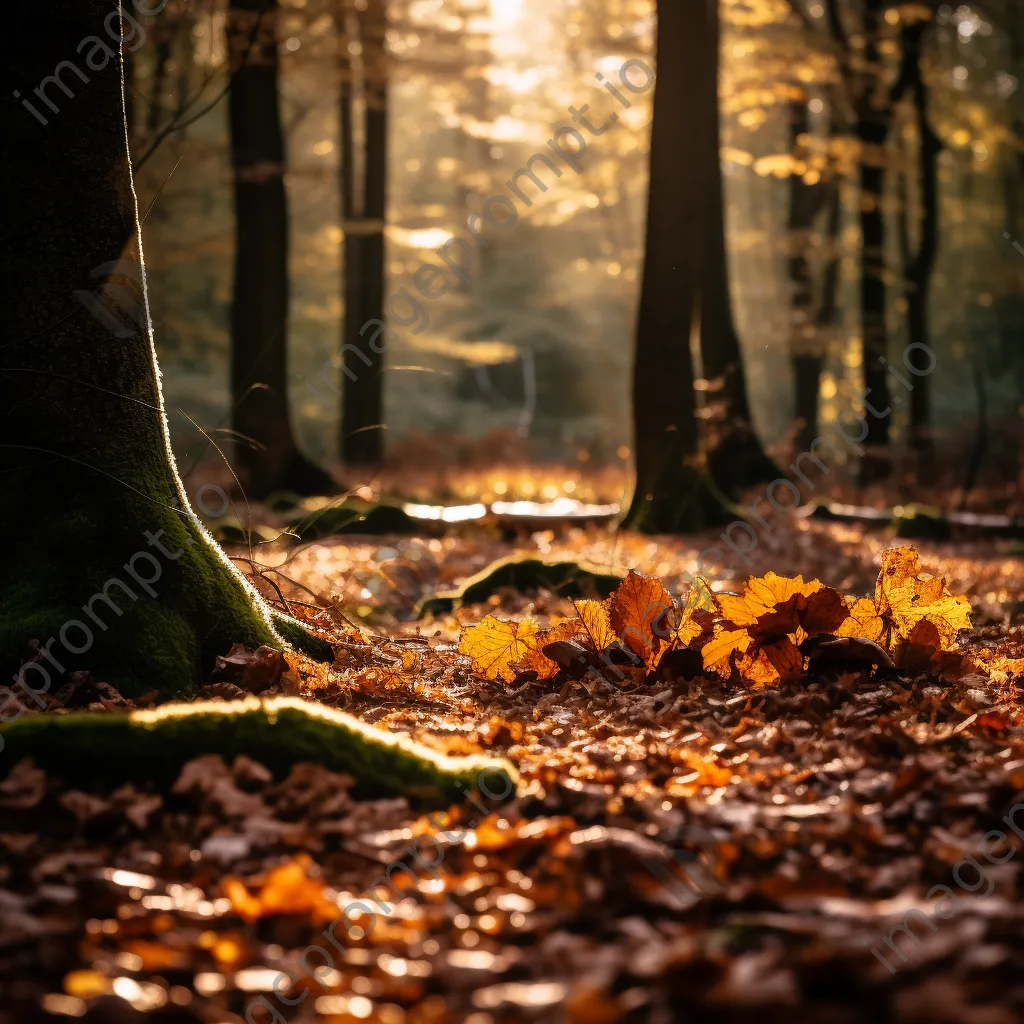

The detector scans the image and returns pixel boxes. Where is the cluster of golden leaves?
[458,547,973,689]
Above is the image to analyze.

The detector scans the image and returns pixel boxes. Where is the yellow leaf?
[702,627,752,677]
[836,597,884,642]
[574,599,615,651]
[875,546,972,648]
[672,578,717,647]
[459,615,539,682]
[719,571,823,627]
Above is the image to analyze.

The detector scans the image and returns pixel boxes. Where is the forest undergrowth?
[2,512,1024,1023]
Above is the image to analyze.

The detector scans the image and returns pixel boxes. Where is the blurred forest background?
[128,0,1024,505]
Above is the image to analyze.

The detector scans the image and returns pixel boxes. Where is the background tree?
[699,0,780,498]
[338,0,388,468]
[228,0,334,496]
[622,0,736,533]
[893,7,942,474]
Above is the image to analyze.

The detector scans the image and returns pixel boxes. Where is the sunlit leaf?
[460,615,540,682]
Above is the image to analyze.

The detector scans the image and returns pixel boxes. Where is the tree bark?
[339,0,387,468]
[699,0,779,496]
[228,0,334,497]
[0,1,322,696]
[787,100,828,454]
[856,0,894,482]
[897,19,940,475]
[622,0,735,533]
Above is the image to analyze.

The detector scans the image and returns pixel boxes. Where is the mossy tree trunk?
[621,0,738,534]
[0,1,309,697]
[339,0,387,468]
[228,0,335,498]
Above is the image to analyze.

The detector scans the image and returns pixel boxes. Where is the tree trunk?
[339,0,387,468]
[787,100,828,454]
[699,0,779,497]
[856,0,893,483]
[621,0,735,533]
[0,1,338,697]
[900,20,940,476]
[228,0,334,498]
[147,27,172,139]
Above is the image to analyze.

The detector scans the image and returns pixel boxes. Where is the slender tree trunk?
[900,20,940,475]
[622,0,734,533]
[339,0,387,468]
[699,0,779,496]
[147,28,172,140]
[0,0,295,696]
[228,0,333,497]
[857,0,893,482]
[787,100,828,454]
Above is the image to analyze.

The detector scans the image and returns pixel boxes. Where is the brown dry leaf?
[459,615,540,682]
[575,598,616,651]
[608,570,674,669]
[223,854,339,924]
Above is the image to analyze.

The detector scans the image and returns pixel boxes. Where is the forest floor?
[2,505,1024,1024]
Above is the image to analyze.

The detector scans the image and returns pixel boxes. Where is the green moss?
[0,697,519,806]
[290,499,417,540]
[415,557,625,618]
[271,612,335,663]
[895,504,952,541]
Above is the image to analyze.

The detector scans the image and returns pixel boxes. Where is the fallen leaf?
[460,615,539,682]
[609,570,674,669]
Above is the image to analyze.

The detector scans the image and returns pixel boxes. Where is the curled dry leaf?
[706,572,847,686]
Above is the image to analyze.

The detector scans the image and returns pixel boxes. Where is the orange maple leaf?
[608,570,674,669]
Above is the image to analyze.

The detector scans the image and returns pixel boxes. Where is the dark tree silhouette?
[894,12,941,475]
[227,0,334,497]
[787,99,830,454]
[855,0,895,482]
[622,0,737,533]
[338,0,388,468]
[698,0,779,498]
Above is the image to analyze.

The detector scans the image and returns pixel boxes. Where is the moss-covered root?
[415,557,625,618]
[0,697,519,807]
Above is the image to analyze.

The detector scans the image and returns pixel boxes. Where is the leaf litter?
[2,520,1024,1023]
